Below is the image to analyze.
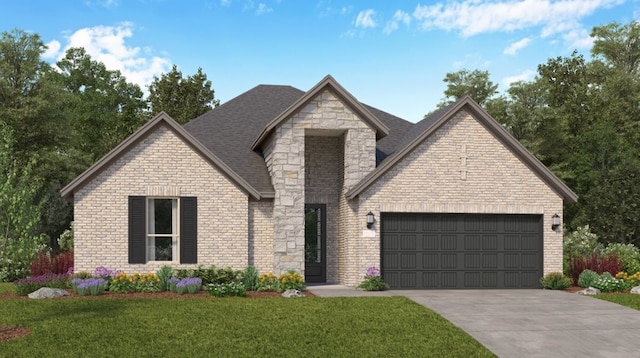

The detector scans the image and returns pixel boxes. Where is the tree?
[437,69,498,108]
[55,47,147,161]
[148,65,219,124]
[591,21,640,74]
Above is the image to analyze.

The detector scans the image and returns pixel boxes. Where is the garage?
[381,213,543,289]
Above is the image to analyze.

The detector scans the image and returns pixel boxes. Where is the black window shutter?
[180,197,198,264]
[128,196,146,264]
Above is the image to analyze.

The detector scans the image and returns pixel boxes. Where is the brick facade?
[74,125,249,273]
[355,110,564,286]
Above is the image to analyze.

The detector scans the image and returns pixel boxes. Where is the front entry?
[304,204,326,283]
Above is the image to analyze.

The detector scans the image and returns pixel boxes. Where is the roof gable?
[60,112,261,201]
[251,75,390,150]
[346,96,578,204]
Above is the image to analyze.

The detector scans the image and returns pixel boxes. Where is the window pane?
[154,237,173,261]
[153,199,174,234]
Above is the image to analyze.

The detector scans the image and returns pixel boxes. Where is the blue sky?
[2,0,638,122]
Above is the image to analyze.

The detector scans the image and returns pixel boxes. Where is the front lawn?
[0,295,494,357]
[595,293,640,310]
[0,282,14,294]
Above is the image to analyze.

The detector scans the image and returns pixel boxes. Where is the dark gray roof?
[182,83,414,197]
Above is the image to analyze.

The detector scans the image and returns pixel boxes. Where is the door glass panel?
[305,208,321,263]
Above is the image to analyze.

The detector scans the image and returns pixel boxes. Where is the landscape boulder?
[281,289,305,298]
[631,286,640,295]
[577,287,601,296]
[28,287,69,299]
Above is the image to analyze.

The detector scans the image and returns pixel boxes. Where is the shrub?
[167,277,180,292]
[357,266,390,291]
[563,226,601,274]
[70,278,108,296]
[57,222,74,252]
[241,265,260,291]
[577,269,600,288]
[0,234,48,282]
[175,265,241,285]
[175,277,202,294]
[569,253,623,285]
[13,272,69,296]
[540,272,572,290]
[30,250,74,276]
[207,282,247,297]
[156,265,174,291]
[602,243,640,274]
[276,270,306,292]
[258,272,278,291]
[615,271,640,288]
[109,272,160,293]
[591,272,628,292]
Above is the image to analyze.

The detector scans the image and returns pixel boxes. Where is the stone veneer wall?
[305,136,344,283]
[248,199,274,273]
[354,110,564,286]
[73,125,249,273]
[264,89,376,276]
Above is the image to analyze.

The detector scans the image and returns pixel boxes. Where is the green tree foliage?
[431,21,640,246]
[148,65,219,124]
[55,47,147,161]
[437,69,498,108]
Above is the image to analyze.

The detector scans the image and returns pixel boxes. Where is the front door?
[305,204,326,283]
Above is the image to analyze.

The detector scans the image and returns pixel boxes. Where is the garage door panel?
[441,235,457,250]
[382,213,543,289]
[464,235,482,250]
[441,254,457,268]
[465,254,482,268]
[400,235,417,250]
[441,272,457,288]
[422,253,438,269]
[422,235,438,250]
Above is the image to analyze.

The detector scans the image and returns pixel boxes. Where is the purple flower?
[176,277,202,288]
[93,266,123,278]
[167,277,180,284]
[365,266,381,277]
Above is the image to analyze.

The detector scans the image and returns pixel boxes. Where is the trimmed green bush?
[540,272,572,290]
[577,269,599,288]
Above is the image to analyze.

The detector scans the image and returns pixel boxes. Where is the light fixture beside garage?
[551,213,561,231]
[366,211,375,229]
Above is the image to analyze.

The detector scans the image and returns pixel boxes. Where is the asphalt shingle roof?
[182,84,414,196]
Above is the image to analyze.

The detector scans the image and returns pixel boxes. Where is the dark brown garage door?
[381,213,543,289]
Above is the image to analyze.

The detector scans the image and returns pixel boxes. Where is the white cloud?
[563,28,594,49]
[355,9,377,28]
[413,0,623,37]
[220,0,231,6]
[504,37,532,55]
[48,23,171,91]
[384,10,412,34]
[43,40,61,59]
[256,2,273,15]
[503,69,536,86]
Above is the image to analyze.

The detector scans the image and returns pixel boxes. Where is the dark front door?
[305,204,326,283]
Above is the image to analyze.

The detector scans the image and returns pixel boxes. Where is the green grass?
[0,282,14,294]
[0,296,494,357]
[595,293,640,310]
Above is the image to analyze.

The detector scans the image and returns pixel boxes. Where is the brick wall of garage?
[73,125,249,274]
[355,110,564,286]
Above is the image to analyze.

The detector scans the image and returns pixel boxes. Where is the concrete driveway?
[309,286,640,357]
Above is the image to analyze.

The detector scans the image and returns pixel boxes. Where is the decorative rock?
[281,289,305,298]
[577,287,601,296]
[631,286,640,294]
[28,287,69,299]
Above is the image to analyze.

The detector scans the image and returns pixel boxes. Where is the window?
[129,196,197,264]
[147,198,178,261]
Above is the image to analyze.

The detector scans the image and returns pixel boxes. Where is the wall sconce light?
[367,211,375,229]
[551,213,561,231]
